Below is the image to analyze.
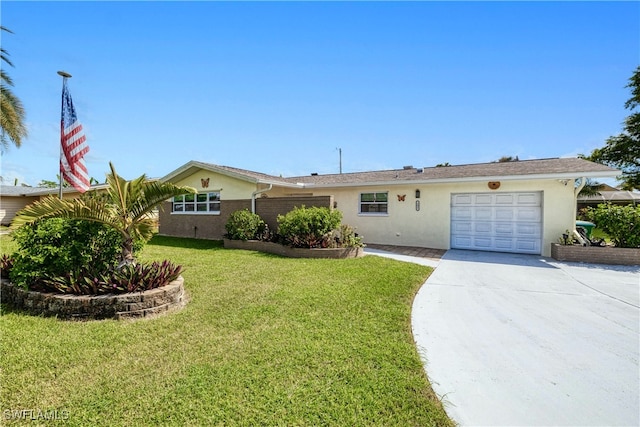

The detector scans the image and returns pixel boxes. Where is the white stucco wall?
[298,179,576,257]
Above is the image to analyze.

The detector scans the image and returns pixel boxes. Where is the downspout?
[573,177,588,245]
[251,184,272,214]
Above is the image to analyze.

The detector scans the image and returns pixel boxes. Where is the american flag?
[60,81,90,193]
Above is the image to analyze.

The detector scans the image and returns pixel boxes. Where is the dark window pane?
[361,193,374,202]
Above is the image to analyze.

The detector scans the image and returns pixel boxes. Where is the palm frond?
[128,181,196,221]
[11,196,118,231]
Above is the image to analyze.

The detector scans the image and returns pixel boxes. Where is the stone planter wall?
[0,276,188,320]
[223,239,364,259]
[550,243,639,266]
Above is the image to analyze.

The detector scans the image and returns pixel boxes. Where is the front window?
[173,192,220,214]
[360,192,388,214]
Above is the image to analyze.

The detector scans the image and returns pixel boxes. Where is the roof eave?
[298,170,621,189]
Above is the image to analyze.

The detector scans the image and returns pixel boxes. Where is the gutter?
[251,184,272,214]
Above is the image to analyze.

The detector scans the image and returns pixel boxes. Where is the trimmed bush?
[225,209,268,241]
[9,218,124,289]
[584,203,640,248]
[277,206,343,248]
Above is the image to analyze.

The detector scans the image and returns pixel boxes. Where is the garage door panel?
[451,207,472,220]
[495,194,515,204]
[516,207,541,221]
[474,237,494,249]
[451,235,473,249]
[474,222,493,234]
[451,192,542,255]
[495,222,514,235]
[452,194,473,205]
[451,221,472,233]
[474,208,493,221]
[474,194,493,205]
[495,208,514,221]
[494,238,516,251]
[516,223,541,237]
[516,193,541,205]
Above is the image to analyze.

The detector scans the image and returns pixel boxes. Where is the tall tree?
[0,26,27,151]
[12,163,197,265]
[584,66,640,190]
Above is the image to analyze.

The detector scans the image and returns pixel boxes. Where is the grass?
[0,235,453,426]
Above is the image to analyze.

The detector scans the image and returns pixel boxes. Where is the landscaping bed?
[0,276,187,320]
[550,243,639,266]
[223,238,364,259]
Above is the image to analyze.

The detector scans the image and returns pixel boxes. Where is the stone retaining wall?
[223,239,363,259]
[0,276,188,320]
[550,243,639,266]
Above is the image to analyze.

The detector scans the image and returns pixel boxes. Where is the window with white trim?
[359,192,388,214]
[172,192,220,214]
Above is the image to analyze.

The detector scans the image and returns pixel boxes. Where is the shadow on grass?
[148,235,224,250]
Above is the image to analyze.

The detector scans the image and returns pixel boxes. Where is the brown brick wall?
[158,196,333,240]
[550,243,640,266]
[158,200,250,239]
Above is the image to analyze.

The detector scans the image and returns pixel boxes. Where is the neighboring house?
[577,186,640,210]
[0,184,109,226]
[159,157,619,257]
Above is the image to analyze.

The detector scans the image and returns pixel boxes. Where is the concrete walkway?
[412,250,639,426]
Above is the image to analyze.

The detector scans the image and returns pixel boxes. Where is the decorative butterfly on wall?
[201,178,210,188]
[397,194,406,202]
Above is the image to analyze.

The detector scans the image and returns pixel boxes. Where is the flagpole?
[57,71,71,199]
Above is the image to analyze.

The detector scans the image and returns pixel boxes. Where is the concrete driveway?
[412,249,639,426]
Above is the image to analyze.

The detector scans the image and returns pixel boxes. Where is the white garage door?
[451,192,542,254]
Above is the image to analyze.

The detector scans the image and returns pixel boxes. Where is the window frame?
[358,191,389,216]
[171,191,221,215]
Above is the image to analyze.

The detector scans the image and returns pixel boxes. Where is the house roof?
[286,157,620,187]
[0,185,48,197]
[0,184,109,197]
[162,157,619,189]
[578,190,640,203]
[160,161,302,188]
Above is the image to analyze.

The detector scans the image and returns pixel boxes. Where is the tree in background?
[0,26,27,151]
[584,66,640,190]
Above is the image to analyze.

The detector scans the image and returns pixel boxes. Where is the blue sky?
[1,1,638,186]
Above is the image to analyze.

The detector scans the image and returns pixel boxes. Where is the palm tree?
[1,26,27,151]
[11,162,197,265]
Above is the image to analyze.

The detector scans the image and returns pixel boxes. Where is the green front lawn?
[0,235,452,426]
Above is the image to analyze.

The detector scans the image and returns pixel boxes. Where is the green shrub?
[331,224,364,248]
[584,203,640,248]
[225,209,267,241]
[9,218,126,289]
[277,206,343,248]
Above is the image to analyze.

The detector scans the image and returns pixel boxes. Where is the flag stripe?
[59,81,90,193]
